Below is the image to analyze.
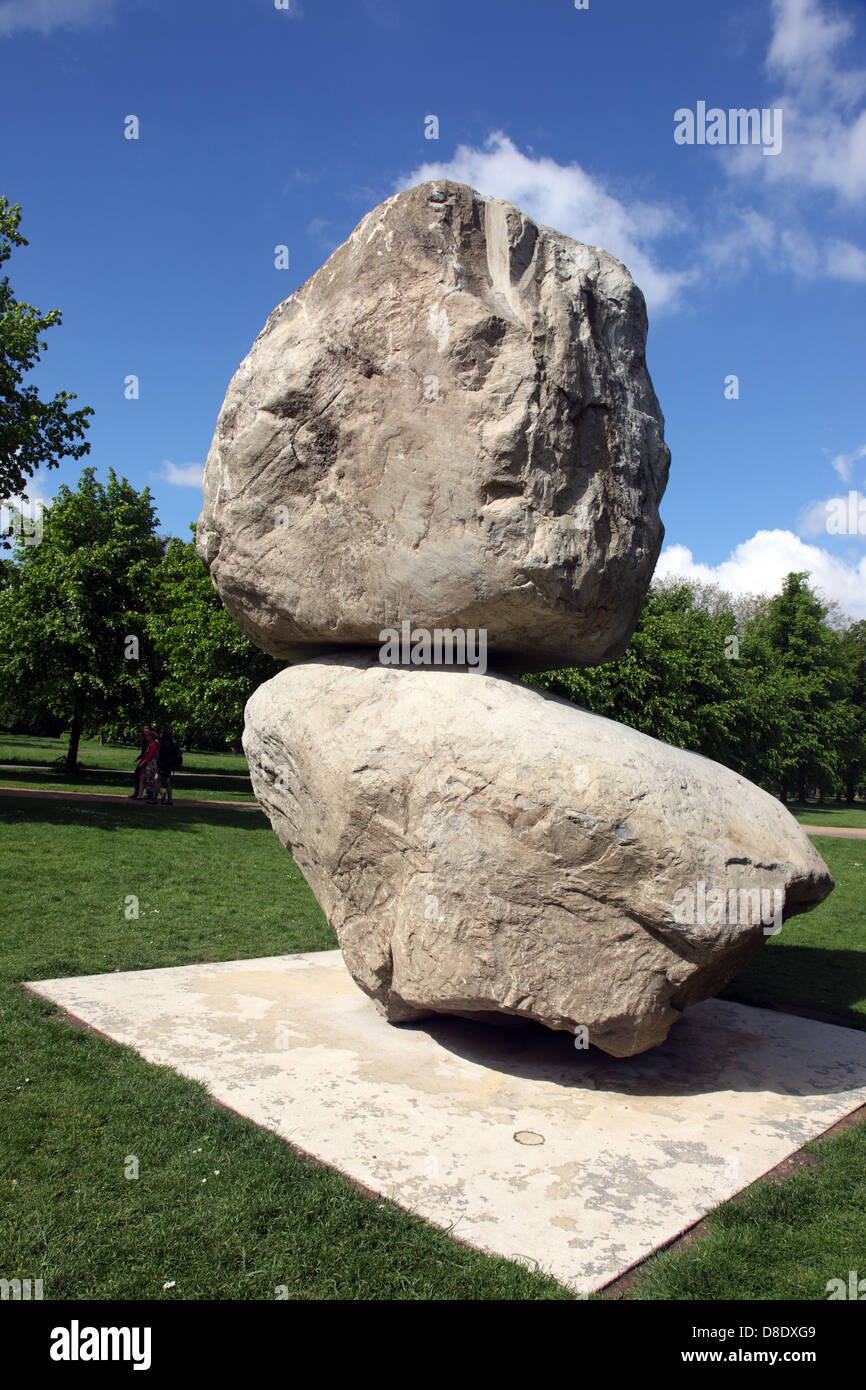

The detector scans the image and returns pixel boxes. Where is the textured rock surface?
[197,179,670,671]
[244,654,833,1057]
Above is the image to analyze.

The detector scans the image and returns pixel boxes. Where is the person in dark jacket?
[157,727,180,804]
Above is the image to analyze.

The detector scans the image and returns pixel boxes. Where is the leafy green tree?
[526,574,862,803]
[527,585,749,767]
[838,619,866,802]
[0,197,93,508]
[146,531,282,748]
[0,467,162,769]
[748,573,854,802]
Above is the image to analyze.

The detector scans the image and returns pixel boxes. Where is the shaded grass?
[788,801,866,829]
[721,838,866,1030]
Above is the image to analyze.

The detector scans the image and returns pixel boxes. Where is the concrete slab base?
[27,951,866,1294]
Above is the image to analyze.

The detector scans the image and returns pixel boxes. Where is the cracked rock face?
[243,654,833,1057]
[197,179,670,671]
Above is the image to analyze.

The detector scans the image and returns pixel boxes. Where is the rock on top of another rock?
[197,180,670,672]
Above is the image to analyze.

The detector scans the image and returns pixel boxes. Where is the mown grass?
[1,801,864,1300]
[788,802,866,830]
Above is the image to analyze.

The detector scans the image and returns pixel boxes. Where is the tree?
[838,620,866,802]
[526,584,750,767]
[525,573,861,802]
[0,467,162,769]
[146,531,282,748]
[748,573,854,802]
[0,196,93,509]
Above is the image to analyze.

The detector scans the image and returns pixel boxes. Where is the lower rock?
[243,653,832,1057]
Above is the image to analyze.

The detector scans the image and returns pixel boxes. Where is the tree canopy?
[0,469,282,763]
[0,196,93,509]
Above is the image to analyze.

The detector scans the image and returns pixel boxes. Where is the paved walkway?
[799,824,866,839]
[0,786,261,811]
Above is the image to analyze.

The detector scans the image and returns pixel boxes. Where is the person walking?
[157,726,181,804]
[130,724,154,799]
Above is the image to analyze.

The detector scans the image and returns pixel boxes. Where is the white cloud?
[831,443,866,483]
[161,460,204,488]
[0,0,118,37]
[751,0,866,202]
[656,529,866,619]
[825,238,866,280]
[708,1,866,282]
[398,132,694,311]
[767,0,862,98]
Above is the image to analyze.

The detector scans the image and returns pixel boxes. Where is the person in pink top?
[139,732,160,802]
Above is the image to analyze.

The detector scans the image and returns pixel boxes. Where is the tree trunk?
[797,769,807,803]
[66,697,84,772]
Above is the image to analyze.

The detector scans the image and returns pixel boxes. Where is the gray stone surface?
[243,654,832,1057]
[197,179,670,671]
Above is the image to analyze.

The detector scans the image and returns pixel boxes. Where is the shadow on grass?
[721,944,866,1032]
[0,765,253,796]
[0,799,265,833]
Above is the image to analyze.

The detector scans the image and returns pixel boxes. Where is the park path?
[798,823,866,839]
[0,786,261,811]
[2,785,865,835]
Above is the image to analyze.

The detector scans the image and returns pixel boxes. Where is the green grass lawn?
[0,733,255,802]
[1,799,864,1300]
[788,801,866,829]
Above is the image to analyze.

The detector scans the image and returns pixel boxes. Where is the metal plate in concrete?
[27,952,866,1293]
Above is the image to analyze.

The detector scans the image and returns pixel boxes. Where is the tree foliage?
[144,531,282,749]
[0,468,162,768]
[0,197,93,506]
[528,574,866,802]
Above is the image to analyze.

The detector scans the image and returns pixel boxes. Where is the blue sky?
[2,0,865,616]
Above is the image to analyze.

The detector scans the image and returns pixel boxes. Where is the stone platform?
[27,951,866,1294]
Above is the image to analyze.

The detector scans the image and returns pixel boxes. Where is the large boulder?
[197,180,670,672]
[243,654,832,1057]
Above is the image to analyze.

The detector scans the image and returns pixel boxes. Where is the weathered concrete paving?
[27,952,866,1294]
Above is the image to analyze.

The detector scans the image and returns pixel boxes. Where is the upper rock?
[197,180,670,670]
